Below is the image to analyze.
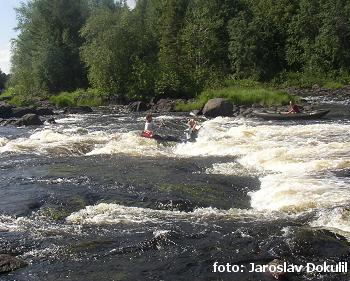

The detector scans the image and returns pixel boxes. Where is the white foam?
[175,118,350,218]
[87,131,170,157]
[310,207,350,239]
[66,203,284,226]
[0,137,8,147]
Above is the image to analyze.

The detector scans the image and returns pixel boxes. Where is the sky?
[0,0,136,74]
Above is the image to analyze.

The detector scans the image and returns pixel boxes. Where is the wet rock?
[35,107,54,116]
[11,107,37,118]
[288,228,350,258]
[152,99,178,112]
[0,254,27,273]
[0,105,13,118]
[1,119,17,126]
[128,101,150,112]
[252,103,263,108]
[266,259,286,280]
[203,98,233,117]
[14,114,43,126]
[64,106,93,114]
[45,117,56,124]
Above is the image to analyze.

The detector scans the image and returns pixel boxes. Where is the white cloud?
[0,43,11,74]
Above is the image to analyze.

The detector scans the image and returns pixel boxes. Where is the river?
[0,104,349,281]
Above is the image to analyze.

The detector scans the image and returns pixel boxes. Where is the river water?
[0,105,349,281]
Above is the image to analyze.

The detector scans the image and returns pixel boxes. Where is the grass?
[274,71,350,89]
[0,87,39,107]
[175,79,297,111]
[50,88,105,107]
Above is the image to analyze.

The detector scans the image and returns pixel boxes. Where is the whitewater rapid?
[1,114,349,236]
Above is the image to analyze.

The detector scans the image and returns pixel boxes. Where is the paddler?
[186,118,200,141]
[141,113,161,138]
[287,100,301,114]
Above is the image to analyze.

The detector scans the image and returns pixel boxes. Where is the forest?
[3,0,350,106]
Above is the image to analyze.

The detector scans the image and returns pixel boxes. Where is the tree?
[287,0,350,74]
[228,0,297,81]
[0,69,8,91]
[155,0,189,97]
[180,0,237,94]
[11,0,89,97]
[81,2,135,101]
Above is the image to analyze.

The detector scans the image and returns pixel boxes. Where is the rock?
[288,228,350,258]
[152,99,179,112]
[0,254,27,273]
[46,117,56,124]
[0,105,13,118]
[14,114,43,126]
[202,98,234,117]
[1,119,17,126]
[35,107,54,116]
[128,101,150,112]
[266,259,286,280]
[11,107,37,118]
[64,106,93,114]
[251,103,263,108]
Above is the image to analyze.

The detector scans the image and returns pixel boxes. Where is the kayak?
[141,131,181,142]
[254,110,330,120]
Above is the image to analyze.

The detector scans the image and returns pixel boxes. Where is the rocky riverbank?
[1,85,349,127]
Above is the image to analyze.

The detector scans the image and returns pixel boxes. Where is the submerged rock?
[64,106,93,114]
[14,114,43,126]
[11,107,37,118]
[128,101,150,112]
[203,98,233,117]
[0,254,27,273]
[35,107,54,116]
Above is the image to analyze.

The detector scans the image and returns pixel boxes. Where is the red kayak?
[141,130,153,138]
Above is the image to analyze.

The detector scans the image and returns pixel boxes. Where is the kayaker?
[141,113,161,138]
[186,118,200,141]
[287,101,300,114]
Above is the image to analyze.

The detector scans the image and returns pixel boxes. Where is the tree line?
[8,0,350,102]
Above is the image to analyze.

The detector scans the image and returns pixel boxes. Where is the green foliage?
[0,86,38,106]
[274,71,350,88]
[175,100,206,111]
[50,88,104,107]
[0,69,9,91]
[200,87,295,107]
[175,79,297,111]
[8,0,350,105]
[155,0,188,97]
[228,0,297,81]
[286,0,350,74]
[179,0,230,94]
[11,0,89,98]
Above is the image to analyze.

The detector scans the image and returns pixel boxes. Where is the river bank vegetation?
[2,0,350,107]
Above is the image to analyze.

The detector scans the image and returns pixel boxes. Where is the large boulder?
[152,99,177,112]
[128,101,150,112]
[14,114,43,126]
[35,107,54,116]
[0,254,27,273]
[11,107,37,118]
[0,105,13,118]
[64,106,93,114]
[202,98,233,117]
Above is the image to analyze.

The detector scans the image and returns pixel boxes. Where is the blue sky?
[0,0,22,74]
[0,0,136,74]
